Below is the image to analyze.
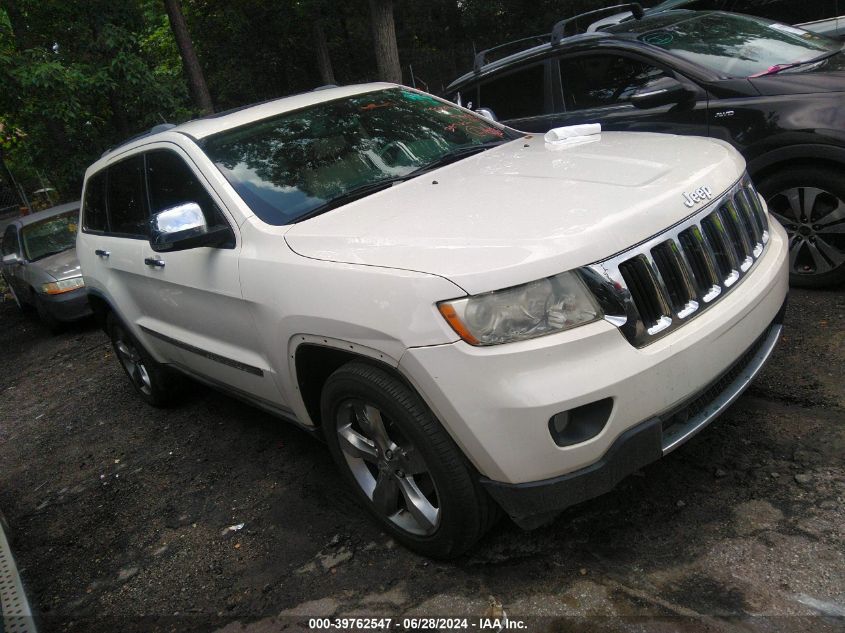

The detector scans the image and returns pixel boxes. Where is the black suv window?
[2,225,19,256]
[107,155,148,237]
[559,54,668,111]
[145,149,226,227]
[479,63,546,120]
[82,171,108,233]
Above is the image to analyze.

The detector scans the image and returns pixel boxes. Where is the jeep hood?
[284,131,745,295]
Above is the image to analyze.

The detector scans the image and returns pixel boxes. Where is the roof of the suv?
[445,9,702,92]
[96,82,395,164]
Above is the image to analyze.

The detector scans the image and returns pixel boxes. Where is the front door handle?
[144,257,165,268]
[95,249,110,258]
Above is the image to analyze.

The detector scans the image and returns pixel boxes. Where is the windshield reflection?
[202,89,516,225]
[609,11,840,77]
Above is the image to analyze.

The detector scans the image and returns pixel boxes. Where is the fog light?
[548,398,614,447]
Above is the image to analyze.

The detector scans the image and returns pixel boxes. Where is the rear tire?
[107,313,182,407]
[757,166,845,288]
[321,361,499,559]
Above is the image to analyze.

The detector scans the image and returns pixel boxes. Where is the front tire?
[107,313,182,407]
[757,166,845,288]
[321,362,498,559]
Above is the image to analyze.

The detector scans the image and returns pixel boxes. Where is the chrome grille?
[582,177,770,348]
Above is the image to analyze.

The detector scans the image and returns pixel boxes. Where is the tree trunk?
[163,0,214,115]
[367,0,402,84]
[313,20,336,85]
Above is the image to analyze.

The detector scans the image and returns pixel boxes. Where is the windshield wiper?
[751,49,842,76]
[292,176,409,223]
[410,140,509,176]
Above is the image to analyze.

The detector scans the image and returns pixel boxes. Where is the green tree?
[0,0,192,200]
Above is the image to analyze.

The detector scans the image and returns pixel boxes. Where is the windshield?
[202,88,518,225]
[609,11,842,77]
[21,211,79,261]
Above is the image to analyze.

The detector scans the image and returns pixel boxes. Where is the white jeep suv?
[78,84,788,558]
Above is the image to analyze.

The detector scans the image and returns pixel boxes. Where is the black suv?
[446,9,845,287]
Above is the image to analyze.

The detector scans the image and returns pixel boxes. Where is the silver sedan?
[1,202,92,331]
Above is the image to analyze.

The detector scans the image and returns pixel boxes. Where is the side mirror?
[630,77,694,110]
[475,107,498,122]
[1,252,23,266]
[149,202,232,253]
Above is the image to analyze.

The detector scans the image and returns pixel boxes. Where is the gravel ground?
[0,286,842,633]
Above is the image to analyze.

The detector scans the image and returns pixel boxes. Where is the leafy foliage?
[0,0,609,203]
[0,0,192,199]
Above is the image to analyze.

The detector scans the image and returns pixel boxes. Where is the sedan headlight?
[438,271,600,346]
[42,276,85,295]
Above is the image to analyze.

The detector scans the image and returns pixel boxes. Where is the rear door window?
[106,155,149,237]
[478,63,546,120]
[558,54,668,111]
[82,171,108,233]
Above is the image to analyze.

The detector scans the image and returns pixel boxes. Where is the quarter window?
[145,149,226,227]
[106,155,148,237]
[559,54,667,111]
[82,171,108,233]
[479,64,546,120]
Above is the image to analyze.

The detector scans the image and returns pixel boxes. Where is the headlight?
[42,276,85,295]
[438,271,600,346]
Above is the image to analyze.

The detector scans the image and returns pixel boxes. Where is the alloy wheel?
[114,337,153,396]
[335,399,441,536]
[767,186,845,277]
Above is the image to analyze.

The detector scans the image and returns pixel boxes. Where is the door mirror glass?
[1,252,23,266]
[475,107,498,122]
[149,202,230,252]
[630,77,693,109]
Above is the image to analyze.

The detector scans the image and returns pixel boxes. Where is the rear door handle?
[144,257,165,268]
[95,249,110,258]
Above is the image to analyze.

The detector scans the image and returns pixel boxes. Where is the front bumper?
[482,315,782,528]
[399,221,789,520]
[38,287,92,322]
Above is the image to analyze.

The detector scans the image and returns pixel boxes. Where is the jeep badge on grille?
[683,186,713,208]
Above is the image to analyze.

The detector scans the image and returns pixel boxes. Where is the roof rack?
[551,2,644,44]
[101,123,176,158]
[473,34,551,72]
[469,3,645,73]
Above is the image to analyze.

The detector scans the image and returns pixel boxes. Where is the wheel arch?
[747,143,845,183]
[86,288,114,331]
[292,338,411,428]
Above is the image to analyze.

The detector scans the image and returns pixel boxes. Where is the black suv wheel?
[758,167,845,288]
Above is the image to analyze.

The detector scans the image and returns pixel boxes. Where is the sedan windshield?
[202,88,519,225]
[609,11,842,77]
[21,211,79,261]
